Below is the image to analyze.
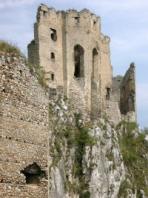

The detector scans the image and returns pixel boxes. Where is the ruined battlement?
[28,4,136,123]
[28,4,112,118]
[36,4,101,35]
[120,63,136,116]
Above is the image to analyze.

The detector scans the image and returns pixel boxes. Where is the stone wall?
[28,40,39,67]
[112,75,123,102]
[28,4,112,118]
[0,53,48,197]
[27,4,136,126]
[120,63,136,117]
[105,63,136,124]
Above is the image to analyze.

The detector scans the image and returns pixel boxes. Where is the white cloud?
[0,0,36,9]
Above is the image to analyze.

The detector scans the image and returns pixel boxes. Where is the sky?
[0,0,147,128]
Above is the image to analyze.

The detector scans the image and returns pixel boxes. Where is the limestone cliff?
[48,97,148,198]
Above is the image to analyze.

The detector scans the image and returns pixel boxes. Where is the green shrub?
[118,179,131,197]
[118,122,148,196]
[63,127,75,148]
[80,191,90,198]
[72,123,95,197]
[50,111,94,197]
[106,151,114,161]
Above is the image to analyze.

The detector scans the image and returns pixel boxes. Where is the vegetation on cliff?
[49,102,95,197]
[118,122,148,197]
[48,96,148,198]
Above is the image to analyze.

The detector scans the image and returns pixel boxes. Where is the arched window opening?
[74,44,84,78]
[51,52,55,60]
[92,48,99,80]
[21,162,46,184]
[50,28,57,41]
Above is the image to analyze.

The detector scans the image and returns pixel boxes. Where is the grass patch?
[118,179,132,197]
[71,113,96,197]
[0,40,22,55]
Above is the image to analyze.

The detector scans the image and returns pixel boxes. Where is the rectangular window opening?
[51,73,54,81]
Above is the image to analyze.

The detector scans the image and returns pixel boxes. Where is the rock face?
[48,97,148,198]
[0,53,48,197]
[48,97,126,198]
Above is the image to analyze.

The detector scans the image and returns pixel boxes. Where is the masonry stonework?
[0,53,48,197]
[0,3,138,198]
[120,63,136,121]
[28,4,113,118]
[28,4,136,122]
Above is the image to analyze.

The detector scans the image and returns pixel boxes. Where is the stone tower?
[28,4,112,118]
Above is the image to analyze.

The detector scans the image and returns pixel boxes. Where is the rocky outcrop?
[48,97,148,198]
[48,97,124,198]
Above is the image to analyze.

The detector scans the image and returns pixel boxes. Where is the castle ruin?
[28,4,136,123]
[0,4,139,198]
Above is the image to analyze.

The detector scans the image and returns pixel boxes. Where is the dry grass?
[0,40,21,55]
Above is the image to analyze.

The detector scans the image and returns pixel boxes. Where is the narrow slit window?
[106,87,111,100]
[51,52,55,60]
[51,73,54,81]
[92,48,99,80]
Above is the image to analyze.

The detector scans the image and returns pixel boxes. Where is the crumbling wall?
[28,4,112,118]
[105,63,136,125]
[0,53,48,197]
[112,75,123,102]
[103,76,122,125]
[120,63,136,118]
[28,5,65,89]
[28,39,39,66]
